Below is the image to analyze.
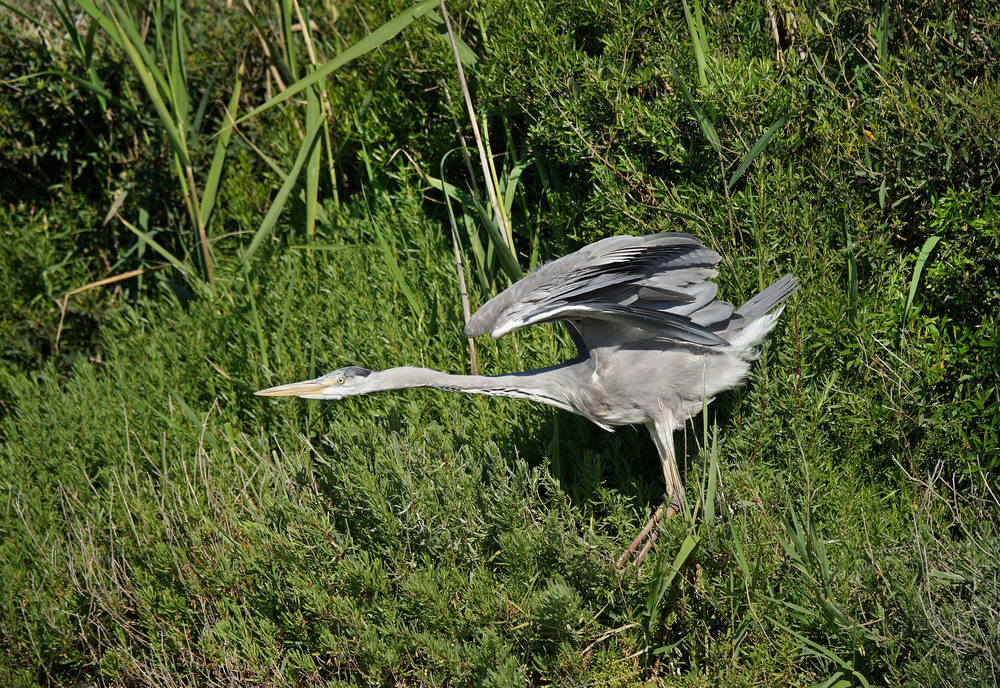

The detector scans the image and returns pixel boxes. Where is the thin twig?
[440,78,481,196]
[439,78,480,373]
[55,267,153,352]
[447,195,478,375]
[439,0,512,250]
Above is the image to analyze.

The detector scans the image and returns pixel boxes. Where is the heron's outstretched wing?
[464,233,731,349]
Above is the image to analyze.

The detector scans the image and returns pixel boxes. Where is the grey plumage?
[257,232,797,566]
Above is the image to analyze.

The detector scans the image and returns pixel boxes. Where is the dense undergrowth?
[1,0,998,685]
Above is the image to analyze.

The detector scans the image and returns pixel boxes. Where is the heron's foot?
[616,497,681,569]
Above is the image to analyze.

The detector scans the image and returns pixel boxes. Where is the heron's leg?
[617,415,682,569]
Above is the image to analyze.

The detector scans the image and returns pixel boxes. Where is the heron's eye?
[335,376,346,385]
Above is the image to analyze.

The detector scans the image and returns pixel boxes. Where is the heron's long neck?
[367,365,579,414]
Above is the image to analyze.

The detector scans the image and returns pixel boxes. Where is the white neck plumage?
[364,365,578,414]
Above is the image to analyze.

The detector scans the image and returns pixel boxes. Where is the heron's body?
[257,232,797,565]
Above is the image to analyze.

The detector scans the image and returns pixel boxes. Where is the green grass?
[2,0,999,685]
[3,188,997,686]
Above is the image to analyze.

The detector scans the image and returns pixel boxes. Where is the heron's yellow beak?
[254,379,328,397]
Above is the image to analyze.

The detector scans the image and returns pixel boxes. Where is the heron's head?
[255,366,375,400]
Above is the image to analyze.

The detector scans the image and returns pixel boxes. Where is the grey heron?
[257,232,797,566]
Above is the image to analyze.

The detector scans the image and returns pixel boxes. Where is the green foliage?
[0,200,105,377]
[2,0,999,685]
[0,7,133,203]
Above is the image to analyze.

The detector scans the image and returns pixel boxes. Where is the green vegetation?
[2,0,998,685]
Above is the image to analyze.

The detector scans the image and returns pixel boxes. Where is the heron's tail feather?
[726,275,798,359]
[735,274,798,320]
